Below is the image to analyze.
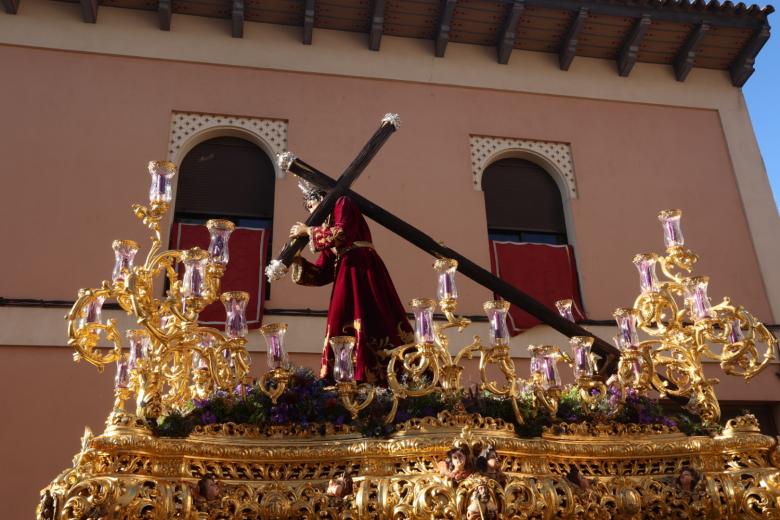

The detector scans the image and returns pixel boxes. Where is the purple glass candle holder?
[433,258,459,301]
[222,348,235,371]
[192,350,210,371]
[260,323,289,370]
[147,160,177,205]
[111,239,140,285]
[614,308,640,350]
[221,291,249,339]
[196,332,214,369]
[729,318,745,343]
[571,336,596,378]
[411,298,436,344]
[330,336,356,383]
[632,254,659,294]
[115,356,130,389]
[126,329,150,370]
[159,313,174,332]
[682,276,713,320]
[658,209,684,249]
[207,219,236,266]
[78,295,106,329]
[181,248,209,298]
[555,299,575,322]
[529,345,561,390]
[484,300,511,347]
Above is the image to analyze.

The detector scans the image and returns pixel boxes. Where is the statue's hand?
[289,222,309,239]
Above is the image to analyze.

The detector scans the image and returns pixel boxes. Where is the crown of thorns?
[298,179,326,202]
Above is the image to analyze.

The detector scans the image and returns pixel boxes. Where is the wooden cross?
[267,115,621,374]
[265,113,401,281]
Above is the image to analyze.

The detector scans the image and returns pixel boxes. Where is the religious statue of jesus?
[288,180,413,384]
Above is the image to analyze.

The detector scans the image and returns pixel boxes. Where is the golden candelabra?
[609,209,778,423]
[67,161,257,421]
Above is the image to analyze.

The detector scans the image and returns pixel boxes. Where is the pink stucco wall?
[0,44,771,321]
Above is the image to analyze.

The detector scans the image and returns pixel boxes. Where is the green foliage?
[150,410,195,438]
[149,368,711,441]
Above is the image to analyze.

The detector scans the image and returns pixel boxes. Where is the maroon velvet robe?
[292,196,414,384]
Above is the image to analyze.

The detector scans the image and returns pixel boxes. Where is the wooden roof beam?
[158,0,172,31]
[523,0,767,30]
[730,22,770,87]
[2,0,19,15]
[80,0,98,23]
[559,6,588,70]
[303,0,315,45]
[618,14,651,77]
[231,0,244,38]
[497,0,525,64]
[673,22,710,81]
[369,0,386,51]
[435,0,458,57]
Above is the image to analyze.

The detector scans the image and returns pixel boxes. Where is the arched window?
[170,136,275,329]
[175,136,275,224]
[483,158,583,333]
[483,158,567,244]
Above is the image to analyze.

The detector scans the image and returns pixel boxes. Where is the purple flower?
[201,411,217,425]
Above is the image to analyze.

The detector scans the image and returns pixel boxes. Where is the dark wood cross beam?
[80,0,98,23]
[618,14,652,77]
[158,0,172,31]
[231,0,244,38]
[303,0,316,45]
[674,23,710,82]
[2,0,19,14]
[435,0,458,58]
[268,114,401,274]
[369,0,386,51]
[279,157,622,375]
[497,0,525,65]
[730,22,770,87]
[559,7,588,71]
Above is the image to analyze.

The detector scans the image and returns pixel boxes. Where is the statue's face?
[680,470,694,487]
[305,198,320,214]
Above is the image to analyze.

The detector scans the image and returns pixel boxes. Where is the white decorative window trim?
[167,112,289,178]
[469,135,577,199]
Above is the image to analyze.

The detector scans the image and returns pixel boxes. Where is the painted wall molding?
[470,135,577,199]
[167,111,288,177]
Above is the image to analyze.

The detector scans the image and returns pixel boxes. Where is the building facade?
[0,0,778,516]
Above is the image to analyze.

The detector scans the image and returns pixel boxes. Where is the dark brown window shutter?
[483,158,566,239]
[175,136,275,219]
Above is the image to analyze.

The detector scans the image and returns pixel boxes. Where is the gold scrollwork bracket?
[258,368,292,404]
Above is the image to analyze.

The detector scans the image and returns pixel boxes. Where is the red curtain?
[488,241,585,335]
[170,222,268,329]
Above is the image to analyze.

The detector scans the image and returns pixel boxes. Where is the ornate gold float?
[38,161,780,519]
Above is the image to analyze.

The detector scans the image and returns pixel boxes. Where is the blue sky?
[743,15,780,212]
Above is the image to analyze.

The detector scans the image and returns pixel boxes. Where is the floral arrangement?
[151,367,712,438]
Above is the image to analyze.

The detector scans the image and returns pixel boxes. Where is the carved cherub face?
[451,450,466,470]
[199,477,220,500]
[679,469,694,489]
[326,478,344,497]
